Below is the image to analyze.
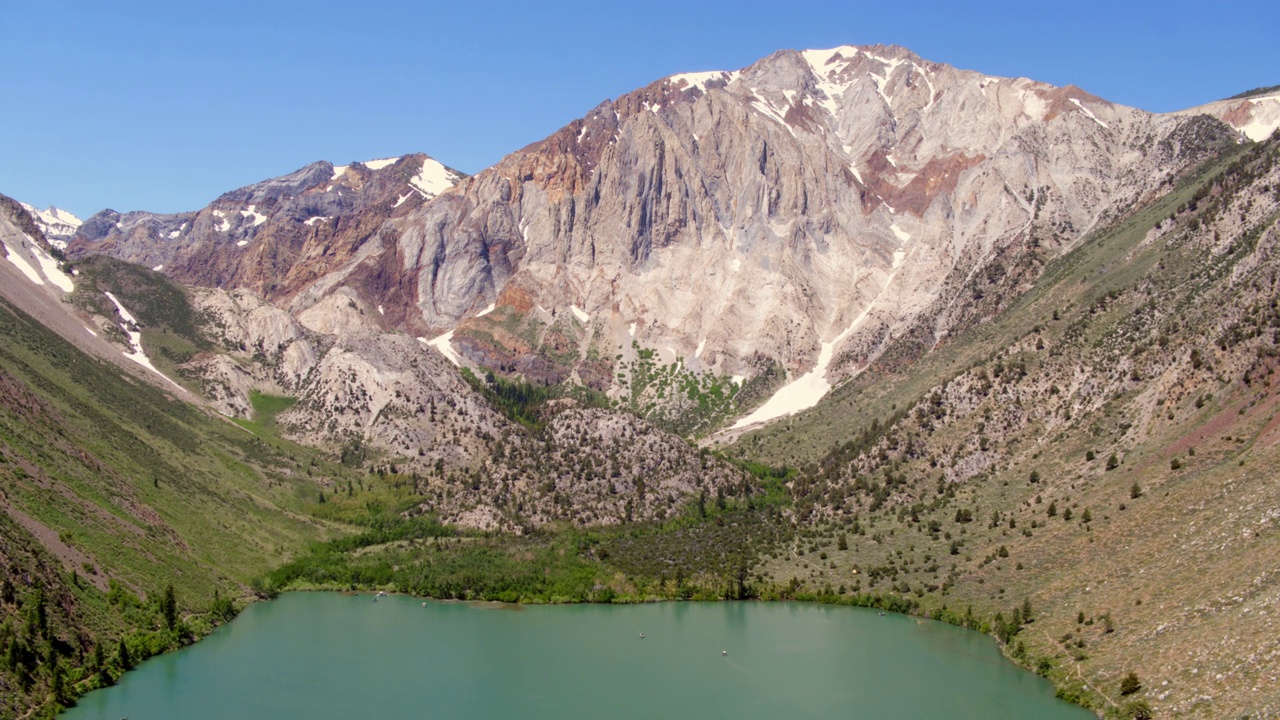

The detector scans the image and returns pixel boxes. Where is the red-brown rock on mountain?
[70,45,1248,429]
[68,154,464,317]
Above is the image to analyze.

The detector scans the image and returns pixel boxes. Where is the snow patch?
[360,157,400,171]
[33,246,73,292]
[1240,97,1280,141]
[2,234,73,292]
[240,204,268,226]
[912,62,936,110]
[628,322,637,338]
[669,70,735,93]
[800,46,858,74]
[102,291,185,391]
[420,332,461,366]
[236,240,249,247]
[750,97,797,137]
[331,165,349,180]
[303,216,332,226]
[3,241,44,285]
[153,264,164,272]
[17,202,81,248]
[865,55,904,107]
[410,158,461,198]
[732,255,910,429]
[800,45,861,117]
[695,338,707,358]
[377,305,384,315]
[476,303,496,317]
[393,191,414,208]
[1069,98,1109,129]
[569,305,590,324]
[891,224,911,243]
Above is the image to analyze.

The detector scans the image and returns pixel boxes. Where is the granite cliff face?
[378,46,1234,421]
[66,45,1248,430]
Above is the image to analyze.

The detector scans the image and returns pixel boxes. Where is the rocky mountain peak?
[16,200,81,249]
[63,44,1243,431]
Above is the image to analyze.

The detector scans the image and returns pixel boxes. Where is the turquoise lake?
[62,592,1095,719]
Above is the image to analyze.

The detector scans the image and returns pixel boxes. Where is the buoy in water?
[722,650,727,656]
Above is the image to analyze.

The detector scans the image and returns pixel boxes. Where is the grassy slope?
[0,295,345,718]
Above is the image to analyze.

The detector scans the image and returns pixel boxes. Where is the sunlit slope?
[730,136,1280,717]
[0,292,339,716]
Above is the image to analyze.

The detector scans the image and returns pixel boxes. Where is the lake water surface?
[63,592,1093,719]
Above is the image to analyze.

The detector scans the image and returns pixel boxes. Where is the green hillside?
[0,294,344,718]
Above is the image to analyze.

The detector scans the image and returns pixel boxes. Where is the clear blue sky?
[5,0,1278,219]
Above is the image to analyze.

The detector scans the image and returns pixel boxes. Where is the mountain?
[1,196,74,294]
[8,43,1280,718]
[68,46,1240,435]
[69,154,464,313]
[0,196,340,717]
[1177,87,1280,142]
[725,133,1280,718]
[16,202,81,250]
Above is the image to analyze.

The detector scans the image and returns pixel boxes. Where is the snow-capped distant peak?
[668,70,737,93]
[332,156,403,180]
[800,45,861,76]
[360,157,400,171]
[18,201,82,250]
[409,158,462,198]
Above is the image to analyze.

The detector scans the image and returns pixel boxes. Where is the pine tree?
[117,638,131,670]
[161,584,178,631]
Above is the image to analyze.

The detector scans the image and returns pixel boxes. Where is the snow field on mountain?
[102,291,185,390]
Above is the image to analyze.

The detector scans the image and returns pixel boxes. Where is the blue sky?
[5,0,1278,218]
